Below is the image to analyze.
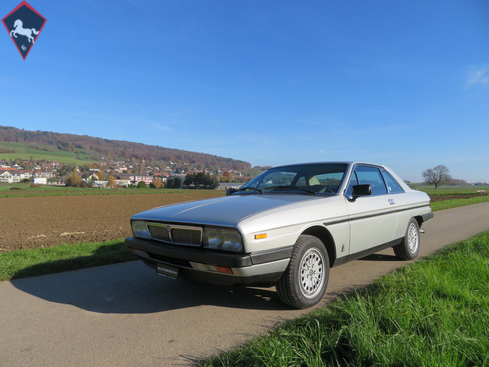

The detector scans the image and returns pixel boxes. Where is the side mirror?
[351,184,371,200]
[226,187,237,196]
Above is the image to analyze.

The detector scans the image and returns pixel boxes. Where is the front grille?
[148,224,171,242]
[172,227,202,246]
[146,223,203,247]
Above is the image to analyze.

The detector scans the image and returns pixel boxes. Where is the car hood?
[131,194,326,227]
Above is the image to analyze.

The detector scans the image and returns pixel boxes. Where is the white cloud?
[149,123,173,132]
[465,65,489,88]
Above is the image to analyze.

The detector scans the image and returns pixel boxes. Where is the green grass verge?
[431,194,489,211]
[0,239,136,281]
[199,231,489,366]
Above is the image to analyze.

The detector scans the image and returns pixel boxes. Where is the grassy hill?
[0,142,98,165]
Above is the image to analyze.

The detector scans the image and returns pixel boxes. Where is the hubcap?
[407,223,419,253]
[299,248,325,299]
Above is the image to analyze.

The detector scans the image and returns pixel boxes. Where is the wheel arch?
[415,211,434,229]
[301,225,336,267]
[413,215,425,229]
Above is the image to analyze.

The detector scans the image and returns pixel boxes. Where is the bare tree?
[422,165,452,189]
[65,168,82,187]
[150,177,163,189]
[107,176,118,188]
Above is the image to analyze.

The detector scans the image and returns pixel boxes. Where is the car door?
[345,165,398,255]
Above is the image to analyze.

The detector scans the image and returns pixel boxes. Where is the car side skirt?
[332,238,403,267]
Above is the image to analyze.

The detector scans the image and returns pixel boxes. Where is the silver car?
[125,162,433,308]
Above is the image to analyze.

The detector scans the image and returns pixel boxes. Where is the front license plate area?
[156,263,179,280]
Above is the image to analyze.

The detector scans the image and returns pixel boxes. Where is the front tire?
[276,235,330,309]
[393,218,420,260]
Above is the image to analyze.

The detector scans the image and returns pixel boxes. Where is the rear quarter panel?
[393,190,431,239]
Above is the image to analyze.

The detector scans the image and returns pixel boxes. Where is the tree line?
[65,169,217,189]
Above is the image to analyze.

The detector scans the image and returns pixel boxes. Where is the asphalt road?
[1,202,489,366]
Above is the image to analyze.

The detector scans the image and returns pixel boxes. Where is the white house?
[0,171,20,183]
[116,173,153,186]
[33,177,47,185]
[92,180,108,188]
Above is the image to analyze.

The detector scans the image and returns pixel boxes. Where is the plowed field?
[0,191,224,252]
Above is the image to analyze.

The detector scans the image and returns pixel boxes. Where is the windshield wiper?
[265,186,316,195]
[235,187,263,194]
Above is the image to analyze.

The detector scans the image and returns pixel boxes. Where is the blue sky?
[1,1,488,182]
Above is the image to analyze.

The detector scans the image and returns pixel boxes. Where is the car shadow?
[10,261,291,314]
[358,253,403,262]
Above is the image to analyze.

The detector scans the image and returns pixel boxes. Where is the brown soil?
[429,194,487,202]
[0,192,224,252]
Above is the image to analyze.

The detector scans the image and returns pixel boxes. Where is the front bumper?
[125,237,292,285]
[421,212,434,223]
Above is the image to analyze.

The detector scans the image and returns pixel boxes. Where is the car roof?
[272,161,383,169]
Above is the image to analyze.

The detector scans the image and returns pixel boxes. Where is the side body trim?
[332,238,403,267]
[324,203,432,226]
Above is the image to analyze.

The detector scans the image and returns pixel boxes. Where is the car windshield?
[238,163,348,195]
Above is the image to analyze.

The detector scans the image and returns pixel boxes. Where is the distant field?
[409,185,489,211]
[0,142,97,164]
[413,185,489,196]
[2,182,488,199]
[0,183,189,198]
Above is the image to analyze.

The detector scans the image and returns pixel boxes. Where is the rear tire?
[276,235,329,309]
[394,218,420,260]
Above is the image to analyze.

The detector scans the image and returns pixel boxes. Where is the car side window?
[381,169,404,194]
[354,166,388,195]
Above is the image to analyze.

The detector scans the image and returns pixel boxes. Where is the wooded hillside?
[0,126,250,171]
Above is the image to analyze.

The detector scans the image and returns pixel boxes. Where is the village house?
[0,170,20,183]
[91,180,108,188]
[33,177,48,185]
[85,173,100,182]
[33,170,55,179]
[115,173,153,186]
[16,170,32,180]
